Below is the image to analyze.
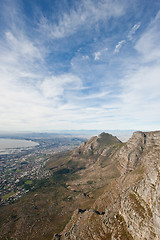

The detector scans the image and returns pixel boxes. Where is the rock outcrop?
[73,132,121,156]
[53,131,160,240]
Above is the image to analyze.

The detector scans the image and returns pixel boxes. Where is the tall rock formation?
[53,131,160,240]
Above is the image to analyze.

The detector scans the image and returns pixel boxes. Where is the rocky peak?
[73,132,121,156]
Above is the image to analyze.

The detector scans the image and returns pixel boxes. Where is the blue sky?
[0,0,160,131]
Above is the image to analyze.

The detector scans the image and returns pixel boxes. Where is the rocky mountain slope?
[53,131,160,240]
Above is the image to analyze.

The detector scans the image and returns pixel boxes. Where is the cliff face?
[119,131,160,240]
[53,131,160,240]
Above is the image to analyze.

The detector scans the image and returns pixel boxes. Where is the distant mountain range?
[0,129,134,141]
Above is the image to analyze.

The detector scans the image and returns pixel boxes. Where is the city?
[0,135,85,206]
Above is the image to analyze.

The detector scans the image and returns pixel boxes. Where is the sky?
[0,0,160,132]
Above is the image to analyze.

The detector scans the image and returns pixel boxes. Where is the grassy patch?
[25,180,33,185]
[2,191,15,200]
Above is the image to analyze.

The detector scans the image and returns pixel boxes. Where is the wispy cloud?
[118,11,160,129]
[114,22,141,54]
[82,55,89,60]
[114,40,126,53]
[128,22,141,40]
[38,0,125,40]
[5,31,42,61]
[135,11,160,62]
[40,74,82,99]
[0,1,160,131]
[76,91,111,100]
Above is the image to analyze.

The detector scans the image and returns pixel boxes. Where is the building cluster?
[0,152,50,206]
[0,136,85,206]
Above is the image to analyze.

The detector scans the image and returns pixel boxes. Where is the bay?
[0,138,39,154]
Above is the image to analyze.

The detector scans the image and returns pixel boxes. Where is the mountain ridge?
[0,132,123,240]
[53,130,160,240]
[0,131,160,240]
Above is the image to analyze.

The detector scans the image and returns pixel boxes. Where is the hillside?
[53,131,160,240]
[0,132,122,240]
[1,131,160,240]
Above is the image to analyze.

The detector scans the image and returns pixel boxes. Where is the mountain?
[0,132,123,240]
[1,131,160,240]
[53,131,160,240]
[73,132,121,156]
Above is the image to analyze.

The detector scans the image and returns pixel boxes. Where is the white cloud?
[0,1,160,132]
[93,47,108,61]
[40,74,82,99]
[0,1,126,130]
[5,31,42,60]
[82,55,89,60]
[135,11,160,62]
[114,40,126,53]
[94,51,101,60]
[119,65,160,129]
[128,22,141,40]
[38,0,125,39]
[0,20,97,131]
[114,23,141,54]
[76,91,110,100]
[117,12,160,129]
